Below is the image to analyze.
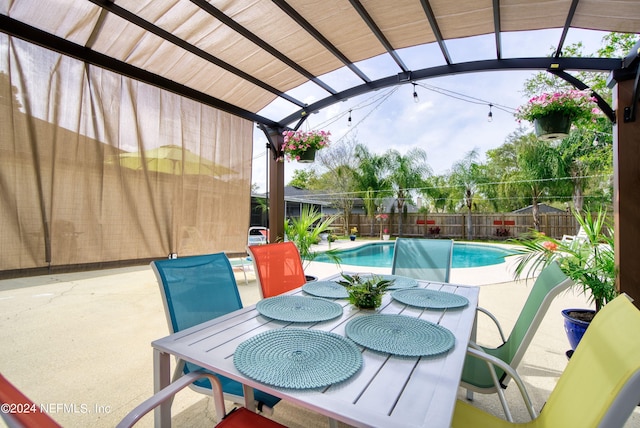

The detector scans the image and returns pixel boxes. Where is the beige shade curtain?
[0,34,253,274]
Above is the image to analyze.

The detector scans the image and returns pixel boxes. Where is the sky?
[250,28,613,193]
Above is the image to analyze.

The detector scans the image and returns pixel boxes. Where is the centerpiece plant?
[280,129,330,163]
[337,273,395,309]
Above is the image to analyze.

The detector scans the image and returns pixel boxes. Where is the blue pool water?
[313,242,517,268]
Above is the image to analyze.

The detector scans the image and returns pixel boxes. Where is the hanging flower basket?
[515,90,599,140]
[280,130,330,163]
[296,147,316,163]
[534,111,572,140]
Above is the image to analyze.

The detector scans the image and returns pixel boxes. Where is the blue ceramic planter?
[561,308,594,350]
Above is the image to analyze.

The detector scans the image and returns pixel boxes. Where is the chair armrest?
[466,345,538,422]
[476,307,507,343]
[116,371,225,428]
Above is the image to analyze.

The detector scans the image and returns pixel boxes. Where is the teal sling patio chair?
[452,294,640,427]
[151,253,280,412]
[391,237,454,282]
[460,261,573,418]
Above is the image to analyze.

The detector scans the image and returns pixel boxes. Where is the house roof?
[512,203,567,214]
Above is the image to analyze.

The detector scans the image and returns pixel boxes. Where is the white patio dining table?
[151,273,479,428]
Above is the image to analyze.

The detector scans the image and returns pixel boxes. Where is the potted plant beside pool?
[350,227,358,241]
[284,205,341,280]
[512,208,617,351]
[382,229,390,241]
[280,129,330,163]
[514,90,598,140]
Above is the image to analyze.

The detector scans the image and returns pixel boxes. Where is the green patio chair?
[391,237,454,282]
[151,253,280,413]
[452,294,640,427]
[460,262,572,418]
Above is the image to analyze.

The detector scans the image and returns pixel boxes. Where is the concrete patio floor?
[1,239,638,427]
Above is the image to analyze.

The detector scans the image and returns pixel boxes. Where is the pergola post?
[612,75,640,307]
[267,128,286,243]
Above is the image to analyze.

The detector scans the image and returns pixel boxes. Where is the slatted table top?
[152,274,479,428]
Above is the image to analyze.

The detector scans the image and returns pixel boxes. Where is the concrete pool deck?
[1,239,638,427]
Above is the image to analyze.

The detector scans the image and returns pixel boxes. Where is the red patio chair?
[0,373,61,428]
[248,241,307,298]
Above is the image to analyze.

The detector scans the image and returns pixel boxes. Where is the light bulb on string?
[347,109,352,127]
[487,104,493,122]
[412,83,419,103]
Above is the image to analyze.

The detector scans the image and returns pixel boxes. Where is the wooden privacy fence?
[342,213,581,241]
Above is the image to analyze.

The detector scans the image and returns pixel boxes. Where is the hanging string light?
[413,82,516,116]
[412,83,419,103]
[487,104,493,122]
[347,109,352,126]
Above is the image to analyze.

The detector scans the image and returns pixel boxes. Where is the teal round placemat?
[234,329,362,389]
[302,281,349,299]
[345,314,455,357]
[357,274,418,290]
[391,288,469,309]
[256,295,343,322]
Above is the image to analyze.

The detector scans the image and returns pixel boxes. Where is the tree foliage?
[381,148,431,236]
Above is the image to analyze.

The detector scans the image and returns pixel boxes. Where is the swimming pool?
[313,241,518,268]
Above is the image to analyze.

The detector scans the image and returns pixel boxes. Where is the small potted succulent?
[337,273,395,309]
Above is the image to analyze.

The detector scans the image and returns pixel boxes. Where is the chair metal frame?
[117,371,286,428]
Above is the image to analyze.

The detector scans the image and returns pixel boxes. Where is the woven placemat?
[256,295,343,322]
[345,314,455,357]
[391,288,469,309]
[234,329,362,389]
[357,274,418,290]
[302,281,349,299]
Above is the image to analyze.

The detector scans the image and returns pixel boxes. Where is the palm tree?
[450,148,482,240]
[353,144,392,235]
[382,148,432,236]
[421,174,454,213]
[503,135,571,230]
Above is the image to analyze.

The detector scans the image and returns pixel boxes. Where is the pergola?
[1,1,639,302]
